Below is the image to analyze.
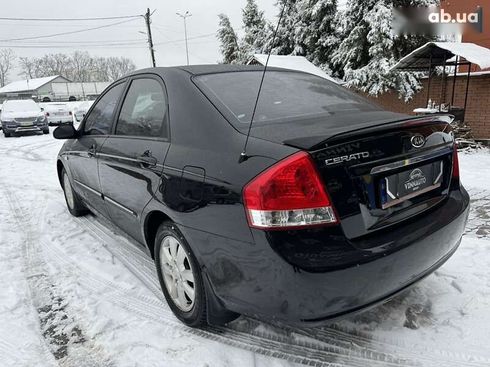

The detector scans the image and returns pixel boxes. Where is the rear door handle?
[137,151,157,167]
[88,144,97,157]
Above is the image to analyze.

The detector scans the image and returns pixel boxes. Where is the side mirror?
[53,124,78,140]
[40,107,44,112]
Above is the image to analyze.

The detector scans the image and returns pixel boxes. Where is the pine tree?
[332,0,437,101]
[265,0,304,56]
[242,0,268,53]
[295,0,339,73]
[217,14,240,64]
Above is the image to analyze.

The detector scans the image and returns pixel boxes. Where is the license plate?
[20,122,33,126]
[380,161,444,209]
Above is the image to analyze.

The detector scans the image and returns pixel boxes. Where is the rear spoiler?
[284,114,454,151]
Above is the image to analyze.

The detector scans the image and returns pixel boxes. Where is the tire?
[154,222,208,327]
[61,168,88,217]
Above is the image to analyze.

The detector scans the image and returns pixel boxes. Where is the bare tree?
[19,57,36,79]
[107,57,136,81]
[92,57,109,81]
[70,51,94,82]
[0,49,15,86]
[15,52,136,83]
[38,53,73,79]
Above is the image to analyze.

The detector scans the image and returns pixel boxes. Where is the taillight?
[452,144,459,179]
[243,151,338,229]
[45,112,50,117]
[69,111,73,116]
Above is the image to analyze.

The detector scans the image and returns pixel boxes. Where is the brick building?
[364,73,490,138]
[362,1,490,139]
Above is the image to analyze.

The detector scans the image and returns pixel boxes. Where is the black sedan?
[54,65,469,327]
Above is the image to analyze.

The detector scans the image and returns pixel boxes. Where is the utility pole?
[144,8,156,67]
[176,11,192,65]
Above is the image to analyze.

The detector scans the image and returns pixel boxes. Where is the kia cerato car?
[54,66,469,327]
[1,99,49,137]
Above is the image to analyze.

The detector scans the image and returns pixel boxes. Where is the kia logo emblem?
[411,134,425,148]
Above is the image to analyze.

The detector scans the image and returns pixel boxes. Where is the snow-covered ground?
[0,131,489,367]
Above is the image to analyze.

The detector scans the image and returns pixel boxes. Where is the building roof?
[248,54,340,83]
[0,75,67,94]
[392,42,490,71]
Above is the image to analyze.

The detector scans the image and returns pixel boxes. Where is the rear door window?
[115,78,168,139]
[194,71,379,128]
[84,82,125,136]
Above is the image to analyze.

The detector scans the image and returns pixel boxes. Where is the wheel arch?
[143,210,172,259]
[56,159,65,187]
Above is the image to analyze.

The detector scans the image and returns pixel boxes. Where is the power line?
[151,24,181,35]
[14,39,146,45]
[0,18,140,42]
[154,33,215,46]
[0,34,214,49]
[0,37,216,50]
[0,31,215,50]
[0,44,149,49]
[0,15,142,22]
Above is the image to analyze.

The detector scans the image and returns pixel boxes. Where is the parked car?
[1,99,49,137]
[44,103,73,126]
[73,101,94,123]
[54,66,469,328]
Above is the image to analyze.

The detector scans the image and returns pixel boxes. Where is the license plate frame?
[380,160,444,209]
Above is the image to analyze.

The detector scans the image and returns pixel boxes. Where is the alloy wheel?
[159,235,196,312]
[63,172,75,210]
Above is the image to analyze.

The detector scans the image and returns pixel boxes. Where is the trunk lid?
[305,115,455,239]
[249,111,412,149]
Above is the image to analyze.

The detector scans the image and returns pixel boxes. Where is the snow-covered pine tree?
[295,0,339,73]
[264,0,305,56]
[217,14,240,64]
[242,0,268,53]
[332,0,437,101]
[234,0,270,64]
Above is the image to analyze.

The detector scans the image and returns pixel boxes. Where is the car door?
[67,81,126,218]
[98,75,170,242]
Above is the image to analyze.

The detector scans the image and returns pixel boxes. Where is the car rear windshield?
[3,100,40,112]
[194,71,380,128]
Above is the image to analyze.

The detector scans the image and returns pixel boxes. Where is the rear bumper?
[182,187,469,325]
[48,119,72,126]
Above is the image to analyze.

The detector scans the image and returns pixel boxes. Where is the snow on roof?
[250,54,339,83]
[392,42,490,71]
[0,75,64,94]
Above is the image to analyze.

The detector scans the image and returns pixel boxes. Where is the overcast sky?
[0,0,281,80]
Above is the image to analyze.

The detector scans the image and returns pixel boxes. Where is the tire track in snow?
[0,186,58,367]
[3,135,489,366]
[465,187,490,239]
[0,137,58,162]
[56,220,403,366]
[2,184,114,367]
[73,212,490,367]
